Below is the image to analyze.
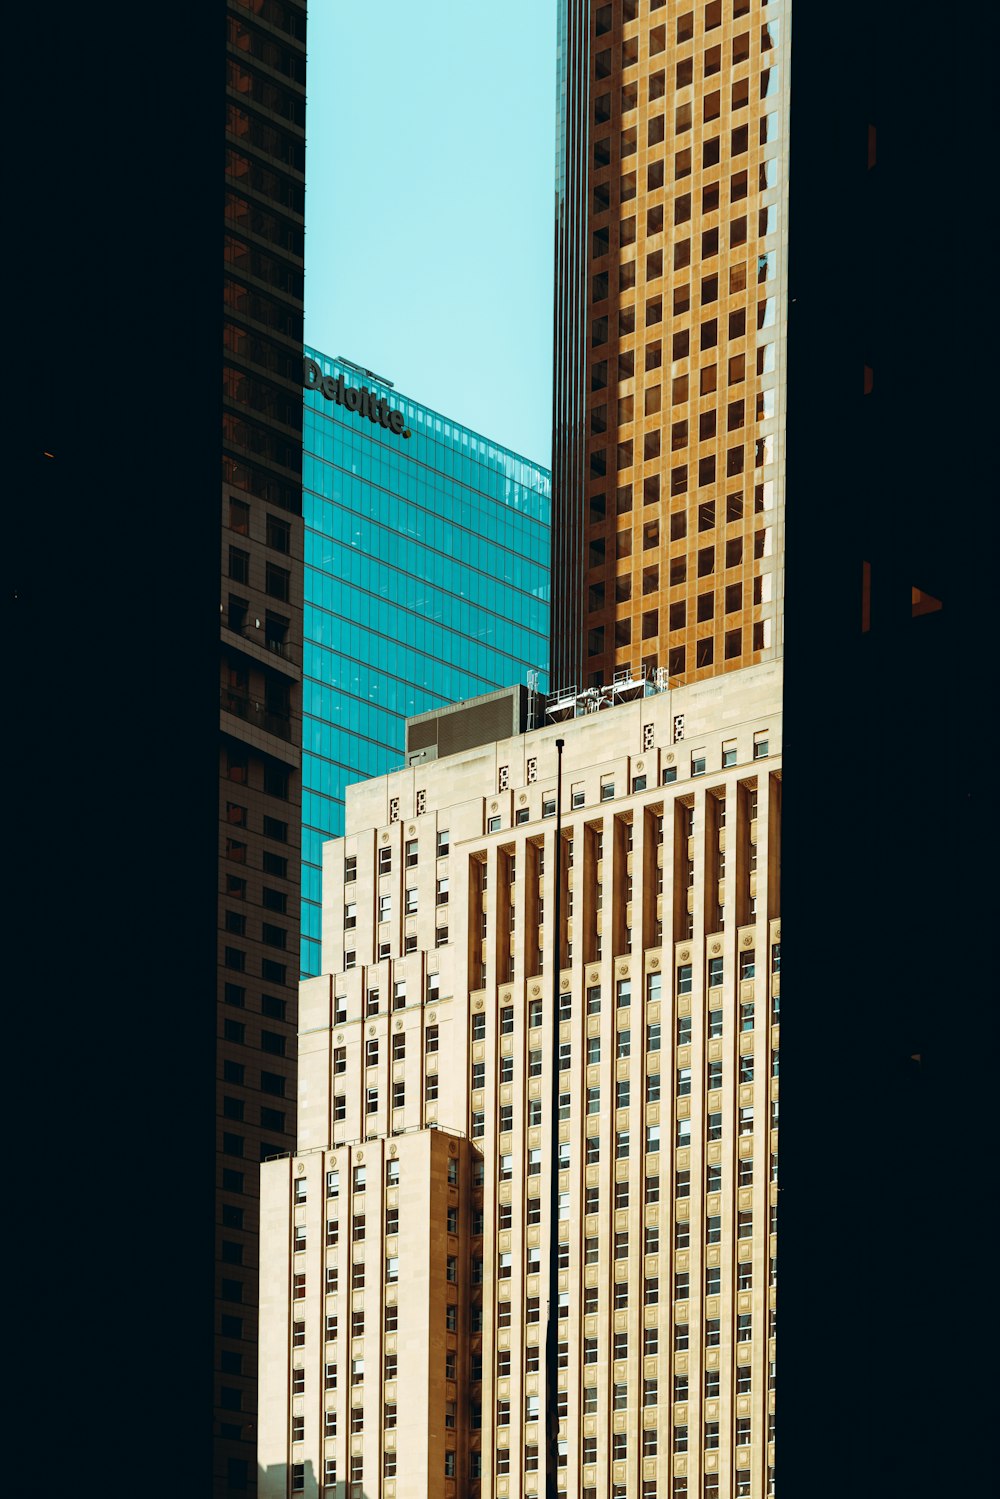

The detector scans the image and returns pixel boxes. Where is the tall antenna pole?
[545,737,565,1498]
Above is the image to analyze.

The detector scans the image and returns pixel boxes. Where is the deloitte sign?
[303,357,408,437]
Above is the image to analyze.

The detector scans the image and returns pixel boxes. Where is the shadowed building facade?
[17,3,308,1495]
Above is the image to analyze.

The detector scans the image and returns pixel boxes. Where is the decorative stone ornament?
[408,825,415,835]
[519,794,527,804]
[636,760,644,772]
[336,1033,344,1043]
[368,1025,375,1036]
[389,1144,397,1157]
[589,971,599,985]
[742,934,754,947]
[490,801,498,812]
[711,941,722,954]
[356,1151,364,1163]
[381,832,389,842]
[666,752,675,763]
[679,948,690,962]
[474,997,484,1010]
[531,984,540,996]
[296,1162,305,1175]
[650,955,660,968]
[394,1020,403,1030]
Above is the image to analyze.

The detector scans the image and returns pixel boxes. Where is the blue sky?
[304,1,556,467]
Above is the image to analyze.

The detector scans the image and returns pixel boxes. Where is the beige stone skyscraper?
[259,664,780,1497]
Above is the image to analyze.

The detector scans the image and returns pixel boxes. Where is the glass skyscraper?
[301,347,551,975]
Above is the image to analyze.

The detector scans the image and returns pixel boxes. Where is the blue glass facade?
[301,348,551,975]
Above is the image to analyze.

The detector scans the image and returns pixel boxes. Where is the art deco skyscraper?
[260,667,781,1499]
[551,0,787,694]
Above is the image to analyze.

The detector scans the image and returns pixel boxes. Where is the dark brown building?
[216,3,306,1492]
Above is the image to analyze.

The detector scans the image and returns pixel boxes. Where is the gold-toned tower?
[550,0,788,694]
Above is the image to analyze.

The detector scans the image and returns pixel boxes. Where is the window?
[228,546,250,584]
[265,511,290,553]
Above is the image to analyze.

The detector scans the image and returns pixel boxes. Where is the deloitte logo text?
[303,357,408,437]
